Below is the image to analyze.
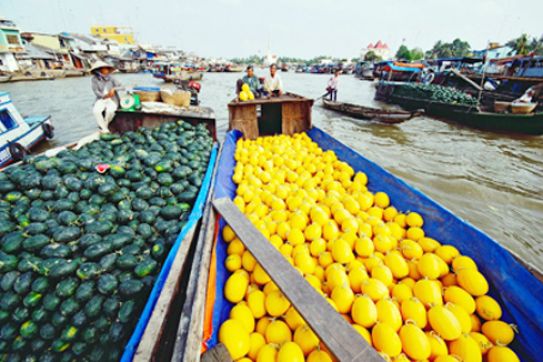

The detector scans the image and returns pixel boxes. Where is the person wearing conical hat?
[90,61,122,132]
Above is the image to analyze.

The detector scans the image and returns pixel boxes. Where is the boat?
[7,71,56,82]
[0,91,54,168]
[0,74,11,83]
[152,62,204,82]
[373,60,424,82]
[163,71,203,83]
[322,98,422,124]
[172,94,543,361]
[376,82,543,134]
[1,104,219,362]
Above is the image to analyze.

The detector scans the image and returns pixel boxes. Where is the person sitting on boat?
[240,65,263,98]
[421,69,435,84]
[326,69,340,101]
[264,64,283,97]
[91,61,122,133]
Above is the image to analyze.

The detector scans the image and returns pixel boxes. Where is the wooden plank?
[228,104,258,139]
[174,206,217,361]
[171,151,221,362]
[133,226,197,362]
[201,344,233,362]
[450,68,483,91]
[212,197,383,362]
[228,92,312,106]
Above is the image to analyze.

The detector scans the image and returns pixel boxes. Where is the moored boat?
[0,108,218,361]
[322,98,422,124]
[173,96,543,361]
[163,71,203,83]
[376,81,543,134]
[0,91,53,168]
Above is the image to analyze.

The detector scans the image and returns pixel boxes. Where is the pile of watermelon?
[393,83,478,106]
[0,121,213,361]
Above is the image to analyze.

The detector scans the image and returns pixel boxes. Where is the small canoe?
[322,98,422,124]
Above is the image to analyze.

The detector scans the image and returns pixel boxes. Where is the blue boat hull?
[206,128,543,360]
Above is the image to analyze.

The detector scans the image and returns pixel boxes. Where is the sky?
[1,0,541,59]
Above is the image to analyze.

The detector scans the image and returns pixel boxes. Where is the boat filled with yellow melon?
[173,94,542,362]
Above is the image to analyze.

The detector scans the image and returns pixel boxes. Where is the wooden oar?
[315,92,330,101]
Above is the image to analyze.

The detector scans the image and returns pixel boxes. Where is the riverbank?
[2,71,542,272]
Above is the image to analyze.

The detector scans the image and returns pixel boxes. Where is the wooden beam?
[212,197,383,362]
[134,226,197,362]
[201,343,233,362]
[450,68,483,91]
[172,150,221,362]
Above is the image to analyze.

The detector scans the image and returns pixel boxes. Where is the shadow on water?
[2,71,542,272]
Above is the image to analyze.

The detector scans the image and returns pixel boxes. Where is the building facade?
[361,40,392,61]
[90,26,135,45]
[0,18,24,72]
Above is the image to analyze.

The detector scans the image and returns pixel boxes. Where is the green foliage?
[425,39,472,59]
[364,51,382,62]
[395,45,424,62]
[506,34,543,56]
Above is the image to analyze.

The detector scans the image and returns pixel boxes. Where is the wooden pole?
[213,197,383,362]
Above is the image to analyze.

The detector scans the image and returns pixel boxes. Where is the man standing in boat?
[91,61,122,132]
[326,68,340,101]
[264,64,283,97]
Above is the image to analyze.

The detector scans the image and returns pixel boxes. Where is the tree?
[410,48,424,61]
[364,51,382,62]
[395,45,411,61]
[426,39,471,59]
[506,34,543,55]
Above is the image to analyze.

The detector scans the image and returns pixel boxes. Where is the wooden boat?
[376,82,543,134]
[2,108,219,362]
[173,97,543,362]
[163,71,203,83]
[322,98,422,124]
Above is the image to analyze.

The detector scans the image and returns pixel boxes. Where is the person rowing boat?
[326,69,340,101]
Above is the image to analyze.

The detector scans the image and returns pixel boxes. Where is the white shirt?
[328,75,339,90]
[264,74,283,92]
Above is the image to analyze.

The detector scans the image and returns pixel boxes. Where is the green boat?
[376,82,543,135]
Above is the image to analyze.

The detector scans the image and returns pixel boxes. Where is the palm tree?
[507,34,530,55]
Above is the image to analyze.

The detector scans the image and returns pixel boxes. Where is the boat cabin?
[228,92,313,139]
[0,92,52,167]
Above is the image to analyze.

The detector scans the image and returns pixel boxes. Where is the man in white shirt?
[264,64,283,97]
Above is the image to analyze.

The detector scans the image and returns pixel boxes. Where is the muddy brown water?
[3,71,542,273]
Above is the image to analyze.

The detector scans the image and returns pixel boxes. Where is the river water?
[2,72,542,272]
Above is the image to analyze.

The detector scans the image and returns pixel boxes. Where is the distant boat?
[0,92,53,167]
[376,81,543,134]
[322,98,422,124]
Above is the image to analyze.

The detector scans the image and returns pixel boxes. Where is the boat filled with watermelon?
[375,82,543,135]
[0,115,218,360]
[172,94,543,362]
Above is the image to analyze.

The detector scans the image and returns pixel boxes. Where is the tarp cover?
[121,143,218,361]
[205,129,543,361]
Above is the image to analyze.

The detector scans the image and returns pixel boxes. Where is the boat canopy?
[429,57,483,64]
[375,61,424,73]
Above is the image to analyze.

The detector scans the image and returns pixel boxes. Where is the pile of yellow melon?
[239,84,255,101]
[218,133,520,362]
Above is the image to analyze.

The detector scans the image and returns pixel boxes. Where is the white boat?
[0,91,53,167]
